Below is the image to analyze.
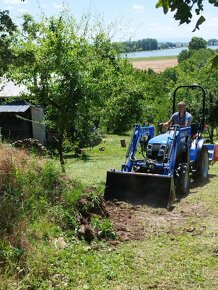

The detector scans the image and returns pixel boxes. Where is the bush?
[177,49,192,62]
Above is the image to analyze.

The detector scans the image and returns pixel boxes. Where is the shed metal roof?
[0,78,27,98]
[0,105,30,113]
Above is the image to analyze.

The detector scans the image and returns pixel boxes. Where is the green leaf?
[155,0,170,14]
[192,15,206,32]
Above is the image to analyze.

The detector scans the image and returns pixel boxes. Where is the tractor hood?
[148,131,174,145]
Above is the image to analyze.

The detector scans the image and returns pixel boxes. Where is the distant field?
[130,55,178,72]
[128,55,177,61]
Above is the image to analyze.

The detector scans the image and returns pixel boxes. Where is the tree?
[0,10,17,75]
[102,64,146,133]
[102,65,171,133]
[9,13,121,170]
[208,39,218,46]
[188,37,207,50]
[177,37,207,63]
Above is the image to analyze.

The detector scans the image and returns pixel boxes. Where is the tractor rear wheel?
[175,163,190,196]
[193,147,209,181]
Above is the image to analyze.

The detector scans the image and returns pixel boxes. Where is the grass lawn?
[65,133,131,186]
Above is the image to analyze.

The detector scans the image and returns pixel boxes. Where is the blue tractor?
[104,85,218,207]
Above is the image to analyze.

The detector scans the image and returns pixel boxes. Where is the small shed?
[0,78,46,144]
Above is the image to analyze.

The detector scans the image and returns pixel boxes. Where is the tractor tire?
[192,147,209,182]
[175,163,190,196]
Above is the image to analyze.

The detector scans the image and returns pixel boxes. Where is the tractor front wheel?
[175,163,190,196]
[193,147,209,181]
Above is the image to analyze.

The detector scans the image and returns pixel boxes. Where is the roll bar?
[173,85,206,130]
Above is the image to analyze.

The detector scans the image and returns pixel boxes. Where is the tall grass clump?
[0,146,64,231]
[0,145,86,278]
[0,145,110,288]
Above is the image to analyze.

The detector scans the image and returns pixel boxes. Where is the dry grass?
[0,145,30,174]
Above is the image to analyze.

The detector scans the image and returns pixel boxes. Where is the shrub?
[91,216,116,240]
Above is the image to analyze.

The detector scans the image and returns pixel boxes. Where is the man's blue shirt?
[170,111,192,127]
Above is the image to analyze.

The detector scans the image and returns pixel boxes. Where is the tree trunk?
[207,125,214,144]
[58,132,65,173]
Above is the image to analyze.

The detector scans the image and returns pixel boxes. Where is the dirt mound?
[13,138,47,154]
[106,201,147,242]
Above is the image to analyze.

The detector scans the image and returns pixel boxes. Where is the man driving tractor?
[162,101,192,128]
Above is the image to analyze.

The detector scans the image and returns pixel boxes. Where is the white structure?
[0,78,46,144]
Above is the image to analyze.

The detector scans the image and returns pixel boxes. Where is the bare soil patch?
[105,201,182,242]
[105,186,208,243]
[131,58,178,72]
[76,181,209,244]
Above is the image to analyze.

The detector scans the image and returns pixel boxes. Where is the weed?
[91,216,116,240]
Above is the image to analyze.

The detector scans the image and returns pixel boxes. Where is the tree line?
[113,38,159,53]
[113,39,180,53]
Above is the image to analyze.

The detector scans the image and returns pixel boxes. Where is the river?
[125,46,218,59]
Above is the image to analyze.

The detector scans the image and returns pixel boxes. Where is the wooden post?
[120,139,126,147]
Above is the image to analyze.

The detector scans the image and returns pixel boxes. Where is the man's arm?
[162,120,173,128]
[161,113,176,128]
[184,113,192,127]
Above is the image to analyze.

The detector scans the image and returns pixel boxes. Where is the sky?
[1,0,218,42]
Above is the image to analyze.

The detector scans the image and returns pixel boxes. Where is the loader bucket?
[104,171,175,208]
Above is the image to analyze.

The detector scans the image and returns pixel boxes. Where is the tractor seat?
[191,123,198,138]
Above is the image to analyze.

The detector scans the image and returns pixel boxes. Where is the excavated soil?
[105,201,181,242]
[76,179,211,244]
[105,184,209,243]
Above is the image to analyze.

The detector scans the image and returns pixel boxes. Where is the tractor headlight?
[160,145,166,150]
[147,144,152,156]
[158,144,167,157]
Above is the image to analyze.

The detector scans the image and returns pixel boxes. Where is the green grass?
[128,55,177,62]
[65,134,130,186]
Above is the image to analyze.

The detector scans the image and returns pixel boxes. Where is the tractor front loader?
[104,85,218,208]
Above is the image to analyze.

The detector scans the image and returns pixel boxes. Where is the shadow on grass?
[64,153,92,161]
[190,173,217,191]
[175,173,217,203]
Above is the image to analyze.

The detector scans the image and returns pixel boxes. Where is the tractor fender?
[192,138,205,163]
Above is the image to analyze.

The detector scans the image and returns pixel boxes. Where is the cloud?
[41,4,48,9]
[4,5,14,10]
[132,4,144,11]
[18,8,29,13]
[53,2,66,10]
[206,17,218,28]
[4,0,29,4]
